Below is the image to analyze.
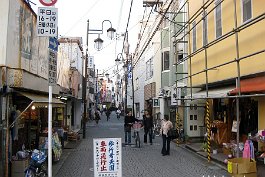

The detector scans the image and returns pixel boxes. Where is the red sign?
[39,0,57,6]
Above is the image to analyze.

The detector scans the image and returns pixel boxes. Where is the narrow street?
[54,112,229,177]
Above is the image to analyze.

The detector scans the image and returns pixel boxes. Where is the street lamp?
[82,19,116,139]
[115,58,121,65]
[105,73,110,79]
[94,35,104,51]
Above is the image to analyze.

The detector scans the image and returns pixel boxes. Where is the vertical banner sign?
[48,50,57,85]
[127,63,132,79]
[37,7,58,37]
[93,138,122,177]
[88,56,94,69]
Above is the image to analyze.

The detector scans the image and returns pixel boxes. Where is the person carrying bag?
[160,115,173,156]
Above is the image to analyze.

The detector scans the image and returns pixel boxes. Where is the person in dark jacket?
[143,110,153,145]
[124,111,136,145]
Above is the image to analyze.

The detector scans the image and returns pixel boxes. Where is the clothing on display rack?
[243,139,255,159]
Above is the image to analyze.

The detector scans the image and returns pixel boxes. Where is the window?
[146,57,154,79]
[136,77,139,90]
[136,103,140,118]
[190,125,193,131]
[192,21,197,52]
[215,0,222,38]
[194,125,198,131]
[202,10,208,46]
[242,0,252,22]
[162,51,170,71]
[146,60,150,79]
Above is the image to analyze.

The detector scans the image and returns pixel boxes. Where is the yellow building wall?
[188,0,265,87]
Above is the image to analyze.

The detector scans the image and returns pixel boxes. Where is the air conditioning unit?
[158,89,165,98]
[165,90,171,98]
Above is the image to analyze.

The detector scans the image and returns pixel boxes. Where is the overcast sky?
[32,0,144,75]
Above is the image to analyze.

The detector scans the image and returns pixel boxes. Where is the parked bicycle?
[24,149,47,177]
[153,117,161,137]
[132,121,143,148]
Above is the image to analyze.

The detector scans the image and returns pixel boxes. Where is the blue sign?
[127,63,132,72]
[49,37,58,52]
[128,72,132,79]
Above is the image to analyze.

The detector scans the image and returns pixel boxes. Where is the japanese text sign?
[88,56,94,69]
[37,7,58,37]
[93,138,122,177]
[48,49,57,85]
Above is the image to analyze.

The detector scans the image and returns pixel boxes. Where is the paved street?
[54,112,229,177]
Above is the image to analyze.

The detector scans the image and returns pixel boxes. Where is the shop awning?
[229,76,265,95]
[9,92,65,128]
[186,87,234,99]
[18,92,65,108]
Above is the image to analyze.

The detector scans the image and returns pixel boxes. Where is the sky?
[31,0,145,76]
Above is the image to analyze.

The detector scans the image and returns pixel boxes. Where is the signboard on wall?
[93,138,122,177]
[171,86,181,106]
[37,7,58,37]
[88,56,94,69]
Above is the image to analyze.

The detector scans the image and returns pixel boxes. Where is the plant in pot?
[201,142,208,152]
[211,140,219,154]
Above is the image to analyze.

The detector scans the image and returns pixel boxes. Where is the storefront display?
[39,131,62,161]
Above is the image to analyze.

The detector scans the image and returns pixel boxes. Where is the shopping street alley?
[53,112,229,177]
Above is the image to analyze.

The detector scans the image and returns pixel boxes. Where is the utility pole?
[82,20,89,139]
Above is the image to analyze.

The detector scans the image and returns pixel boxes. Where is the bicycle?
[24,149,47,177]
[132,122,142,148]
[153,118,161,137]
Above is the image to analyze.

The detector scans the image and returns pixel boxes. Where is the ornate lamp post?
[82,19,116,139]
[123,62,128,113]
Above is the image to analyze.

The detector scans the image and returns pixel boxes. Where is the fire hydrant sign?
[93,138,122,177]
[48,49,57,85]
[37,7,58,37]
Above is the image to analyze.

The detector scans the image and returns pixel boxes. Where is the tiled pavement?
[53,112,229,177]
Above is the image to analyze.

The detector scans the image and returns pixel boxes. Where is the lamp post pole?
[83,19,89,139]
[82,19,115,134]
[130,54,135,117]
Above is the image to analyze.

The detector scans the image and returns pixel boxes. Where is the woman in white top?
[160,115,173,156]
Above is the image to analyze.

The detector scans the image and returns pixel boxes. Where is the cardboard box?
[223,147,232,155]
[227,158,257,177]
[230,173,257,177]
[11,159,29,174]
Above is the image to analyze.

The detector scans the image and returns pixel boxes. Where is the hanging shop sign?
[88,56,94,69]
[93,138,122,177]
[39,0,58,6]
[37,7,58,37]
[48,49,57,85]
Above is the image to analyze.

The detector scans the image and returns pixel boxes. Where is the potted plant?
[211,140,219,154]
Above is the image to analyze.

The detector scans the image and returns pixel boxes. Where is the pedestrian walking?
[116,109,121,119]
[160,115,173,156]
[143,110,153,145]
[106,109,111,121]
[95,108,101,124]
[124,110,136,145]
